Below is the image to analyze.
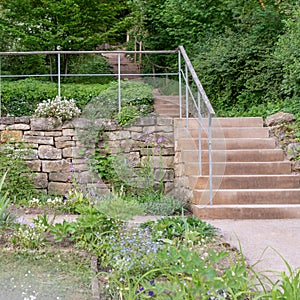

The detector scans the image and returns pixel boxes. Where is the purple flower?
[148,291,154,297]
[157,137,163,143]
[16,217,25,225]
[150,279,155,286]
[69,165,75,172]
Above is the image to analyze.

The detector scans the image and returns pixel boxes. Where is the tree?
[0,0,129,51]
[0,0,129,77]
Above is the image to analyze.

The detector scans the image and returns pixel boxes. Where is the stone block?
[55,140,76,149]
[120,139,134,152]
[0,117,14,125]
[71,162,90,172]
[141,156,173,169]
[34,173,48,189]
[62,128,76,136]
[143,126,156,134]
[174,163,185,177]
[63,146,85,158]
[164,182,175,194]
[134,117,156,126]
[0,125,6,130]
[62,120,76,129]
[163,169,175,181]
[26,160,41,171]
[126,152,141,166]
[126,126,143,133]
[19,149,38,160]
[157,118,173,126]
[7,124,30,130]
[42,159,71,172]
[75,171,99,184]
[49,172,72,182]
[68,118,94,129]
[38,145,62,160]
[48,182,71,196]
[156,125,174,133]
[23,136,54,145]
[160,148,175,155]
[55,136,72,142]
[14,117,30,124]
[266,112,295,126]
[31,118,62,131]
[24,131,45,136]
[44,131,63,137]
[0,130,22,142]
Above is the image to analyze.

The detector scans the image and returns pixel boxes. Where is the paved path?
[208,219,300,280]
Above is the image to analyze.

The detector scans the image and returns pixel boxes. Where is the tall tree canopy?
[0,0,129,51]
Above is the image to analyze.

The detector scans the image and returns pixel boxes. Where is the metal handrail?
[178,46,215,205]
[0,47,215,204]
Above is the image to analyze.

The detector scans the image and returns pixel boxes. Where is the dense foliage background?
[0,0,299,117]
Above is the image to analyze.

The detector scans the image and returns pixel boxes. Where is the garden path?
[209,219,300,280]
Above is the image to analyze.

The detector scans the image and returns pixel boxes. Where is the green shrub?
[65,54,113,84]
[95,190,145,220]
[141,215,216,244]
[141,195,184,216]
[0,142,39,202]
[99,80,153,104]
[0,79,109,116]
[274,5,300,100]
[192,5,285,115]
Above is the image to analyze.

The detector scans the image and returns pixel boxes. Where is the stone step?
[175,127,269,139]
[189,174,300,189]
[174,117,264,128]
[191,204,300,219]
[176,138,276,150]
[181,149,284,162]
[183,161,292,175]
[193,189,300,205]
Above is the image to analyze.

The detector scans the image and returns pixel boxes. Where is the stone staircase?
[102,52,141,80]
[153,93,300,218]
[173,117,300,219]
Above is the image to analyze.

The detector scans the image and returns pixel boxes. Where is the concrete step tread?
[194,188,300,192]
[174,117,264,128]
[190,174,300,178]
[194,204,300,208]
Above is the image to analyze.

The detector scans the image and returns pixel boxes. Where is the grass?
[0,249,92,300]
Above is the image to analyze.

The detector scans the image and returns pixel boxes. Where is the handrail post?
[185,63,189,131]
[0,55,2,117]
[198,92,202,176]
[178,50,182,118]
[118,52,121,113]
[57,53,61,98]
[208,113,213,205]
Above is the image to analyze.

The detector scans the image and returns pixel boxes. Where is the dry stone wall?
[0,116,175,197]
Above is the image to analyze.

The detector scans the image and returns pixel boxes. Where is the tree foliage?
[0,0,128,51]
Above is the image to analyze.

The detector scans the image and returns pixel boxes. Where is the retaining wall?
[0,116,175,197]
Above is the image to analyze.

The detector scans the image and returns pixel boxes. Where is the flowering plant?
[34,96,81,121]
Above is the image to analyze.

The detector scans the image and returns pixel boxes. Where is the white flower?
[34,96,81,121]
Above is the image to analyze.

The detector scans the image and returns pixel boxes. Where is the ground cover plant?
[1,167,300,299]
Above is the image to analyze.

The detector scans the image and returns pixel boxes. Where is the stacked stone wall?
[0,116,175,197]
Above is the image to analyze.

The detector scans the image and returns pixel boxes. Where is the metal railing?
[178,46,215,204]
[0,46,216,204]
